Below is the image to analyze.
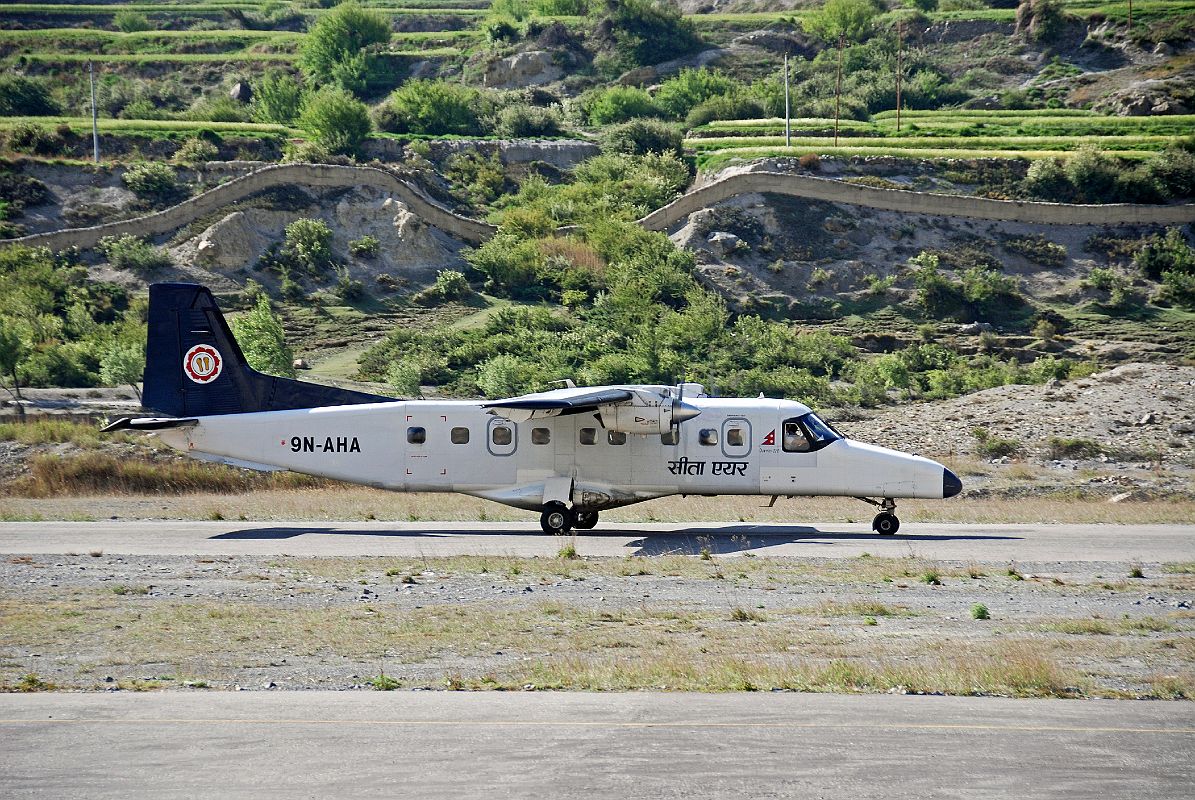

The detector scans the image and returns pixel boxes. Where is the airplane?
[104,283,962,535]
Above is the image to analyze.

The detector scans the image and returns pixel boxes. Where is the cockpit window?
[782,413,842,453]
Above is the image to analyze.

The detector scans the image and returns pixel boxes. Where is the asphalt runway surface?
[0,520,1192,561]
[2,692,1192,799]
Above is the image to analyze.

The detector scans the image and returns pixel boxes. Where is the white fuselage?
[154,395,952,511]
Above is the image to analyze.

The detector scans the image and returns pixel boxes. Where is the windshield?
[800,413,841,446]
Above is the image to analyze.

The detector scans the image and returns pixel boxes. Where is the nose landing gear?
[855,497,900,535]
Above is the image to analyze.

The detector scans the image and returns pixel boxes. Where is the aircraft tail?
[142,283,393,417]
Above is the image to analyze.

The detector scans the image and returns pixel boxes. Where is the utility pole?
[1127,0,1133,31]
[88,60,99,164]
[895,22,903,133]
[784,52,791,148]
[833,33,844,147]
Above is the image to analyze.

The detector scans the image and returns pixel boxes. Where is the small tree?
[298,87,371,155]
[803,0,882,43]
[379,80,483,136]
[100,340,145,401]
[300,1,391,88]
[283,218,336,275]
[0,320,27,400]
[252,71,305,125]
[230,295,296,378]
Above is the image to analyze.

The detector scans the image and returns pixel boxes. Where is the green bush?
[1082,266,1131,307]
[173,137,219,165]
[349,235,380,258]
[445,151,507,209]
[1003,235,1067,267]
[583,86,660,126]
[496,104,563,138]
[283,218,336,275]
[113,10,153,33]
[1064,146,1118,204]
[1135,228,1194,280]
[97,234,172,274]
[379,80,485,136]
[684,94,764,128]
[230,295,296,377]
[653,68,740,119]
[298,87,371,155]
[803,0,882,43]
[300,0,392,90]
[6,123,62,156]
[413,269,471,305]
[187,95,253,123]
[599,118,682,157]
[970,603,990,620]
[0,75,59,117]
[595,0,702,72]
[121,162,181,200]
[972,427,1021,458]
[252,71,305,126]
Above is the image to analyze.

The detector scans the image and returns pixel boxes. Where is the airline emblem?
[183,344,222,384]
[762,429,775,446]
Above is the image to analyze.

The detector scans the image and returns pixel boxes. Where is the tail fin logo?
[183,344,223,384]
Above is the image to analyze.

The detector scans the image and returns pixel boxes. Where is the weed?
[1007,562,1024,581]
[971,603,990,620]
[921,570,943,586]
[370,674,400,691]
[699,547,712,561]
[730,607,765,623]
[111,585,149,596]
[1128,562,1145,579]
[445,673,466,691]
[558,541,579,560]
[14,673,54,692]
[207,510,225,521]
[384,568,401,577]
[1163,562,1195,575]
[966,562,985,579]
[863,616,878,626]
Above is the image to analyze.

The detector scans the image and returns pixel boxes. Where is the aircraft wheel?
[872,512,900,535]
[540,502,574,535]
[573,511,599,530]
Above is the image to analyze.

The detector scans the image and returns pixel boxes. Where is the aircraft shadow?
[211,524,1021,557]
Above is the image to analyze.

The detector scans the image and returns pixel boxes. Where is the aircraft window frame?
[607,430,627,446]
[491,425,513,447]
[782,414,841,453]
[782,421,810,453]
[579,428,596,446]
[699,428,719,446]
[406,426,426,445]
[450,427,470,445]
[531,427,551,445]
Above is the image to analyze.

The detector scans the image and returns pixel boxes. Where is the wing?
[102,417,199,432]
[481,388,633,422]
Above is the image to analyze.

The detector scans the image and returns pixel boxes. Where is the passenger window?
[579,428,596,445]
[407,426,426,445]
[660,429,678,446]
[532,427,551,445]
[492,425,512,446]
[607,431,627,446]
[782,421,810,453]
[450,427,469,445]
[699,428,718,446]
[727,427,745,448]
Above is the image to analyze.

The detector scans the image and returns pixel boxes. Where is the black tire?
[872,512,900,535]
[540,502,574,535]
[574,510,599,530]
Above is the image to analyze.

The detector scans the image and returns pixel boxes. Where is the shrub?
[1064,146,1118,204]
[230,295,296,377]
[496,104,563,138]
[6,122,61,156]
[596,0,702,72]
[584,86,660,126]
[300,1,392,88]
[1003,235,1067,268]
[971,603,990,620]
[252,71,305,125]
[484,17,521,43]
[684,94,764,128]
[349,235,380,258]
[972,427,1021,458]
[599,118,682,157]
[113,10,152,32]
[121,162,180,199]
[283,218,335,275]
[187,95,252,123]
[97,234,172,274]
[1082,266,1131,307]
[298,87,371,155]
[1047,437,1101,459]
[99,340,145,399]
[380,80,484,136]
[413,269,471,305]
[653,68,740,119]
[281,140,346,165]
[1134,227,1194,280]
[335,266,365,301]
[803,0,882,43]
[444,151,506,208]
[0,75,59,117]
[1022,157,1071,202]
[174,137,219,165]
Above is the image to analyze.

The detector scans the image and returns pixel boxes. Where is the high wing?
[481,387,634,422]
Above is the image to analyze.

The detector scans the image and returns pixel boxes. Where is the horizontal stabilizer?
[101,417,199,432]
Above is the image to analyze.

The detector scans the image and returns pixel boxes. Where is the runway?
[0,520,1192,561]
[1,692,1191,799]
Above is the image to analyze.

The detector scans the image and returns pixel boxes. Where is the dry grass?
[3,487,1194,523]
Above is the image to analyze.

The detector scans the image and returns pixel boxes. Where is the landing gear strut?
[856,497,900,535]
[540,502,575,535]
[573,510,599,530]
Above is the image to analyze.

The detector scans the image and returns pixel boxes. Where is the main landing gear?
[856,497,900,535]
[539,502,600,534]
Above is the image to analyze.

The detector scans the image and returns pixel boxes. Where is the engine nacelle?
[600,403,674,435]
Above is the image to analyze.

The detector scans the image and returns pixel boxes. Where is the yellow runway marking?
[1,719,1193,735]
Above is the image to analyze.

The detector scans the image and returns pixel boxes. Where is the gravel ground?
[2,552,1191,697]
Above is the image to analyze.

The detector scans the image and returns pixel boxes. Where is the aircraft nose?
[942,468,962,498]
